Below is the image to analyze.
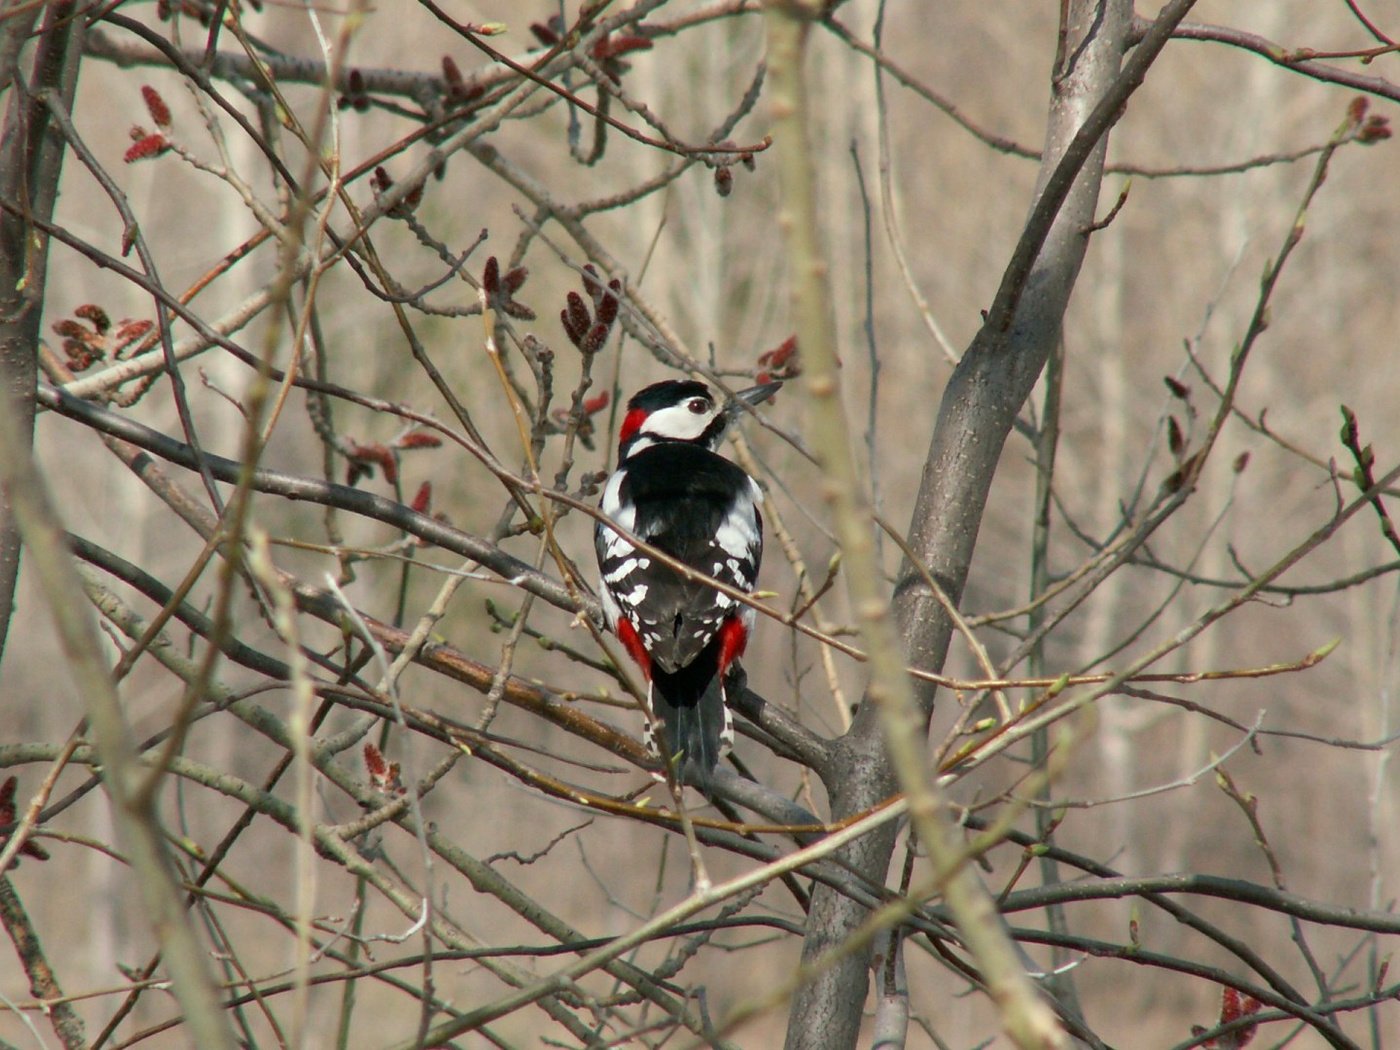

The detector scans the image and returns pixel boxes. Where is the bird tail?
[647,658,734,785]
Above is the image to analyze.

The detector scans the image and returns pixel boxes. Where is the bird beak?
[726,380,782,417]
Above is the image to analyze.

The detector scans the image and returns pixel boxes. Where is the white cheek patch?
[640,403,717,442]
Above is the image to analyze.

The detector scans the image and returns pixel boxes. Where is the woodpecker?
[595,379,779,783]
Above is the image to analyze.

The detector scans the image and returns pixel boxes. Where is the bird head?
[617,379,780,459]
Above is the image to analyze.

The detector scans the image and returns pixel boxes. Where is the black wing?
[597,443,761,672]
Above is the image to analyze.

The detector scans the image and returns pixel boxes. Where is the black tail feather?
[649,645,733,785]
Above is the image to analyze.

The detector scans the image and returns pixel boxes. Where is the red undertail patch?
[616,618,652,680]
[717,616,748,675]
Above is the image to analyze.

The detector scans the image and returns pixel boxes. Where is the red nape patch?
[619,407,648,447]
[616,618,652,680]
[717,616,749,674]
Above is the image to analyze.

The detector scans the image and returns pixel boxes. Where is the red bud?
[124,133,170,163]
[141,85,172,128]
[410,481,432,513]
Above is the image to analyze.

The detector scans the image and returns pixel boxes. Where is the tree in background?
[2,0,1400,1047]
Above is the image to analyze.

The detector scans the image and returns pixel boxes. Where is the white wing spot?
[715,514,757,560]
[605,557,639,582]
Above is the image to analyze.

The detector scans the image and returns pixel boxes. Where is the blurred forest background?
[3,0,1400,1046]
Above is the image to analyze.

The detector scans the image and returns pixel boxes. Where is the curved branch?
[1000,872,1400,934]
[37,381,577,609]
[1167,18,1400,104]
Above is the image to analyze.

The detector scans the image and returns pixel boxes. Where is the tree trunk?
[0,0,84,662]
[783,2,1138,1045]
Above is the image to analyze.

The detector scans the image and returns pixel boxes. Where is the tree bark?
[784,2,1145,1046]
[0,0,83,662]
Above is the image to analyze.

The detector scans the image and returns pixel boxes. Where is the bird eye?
[688,398,708,414]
